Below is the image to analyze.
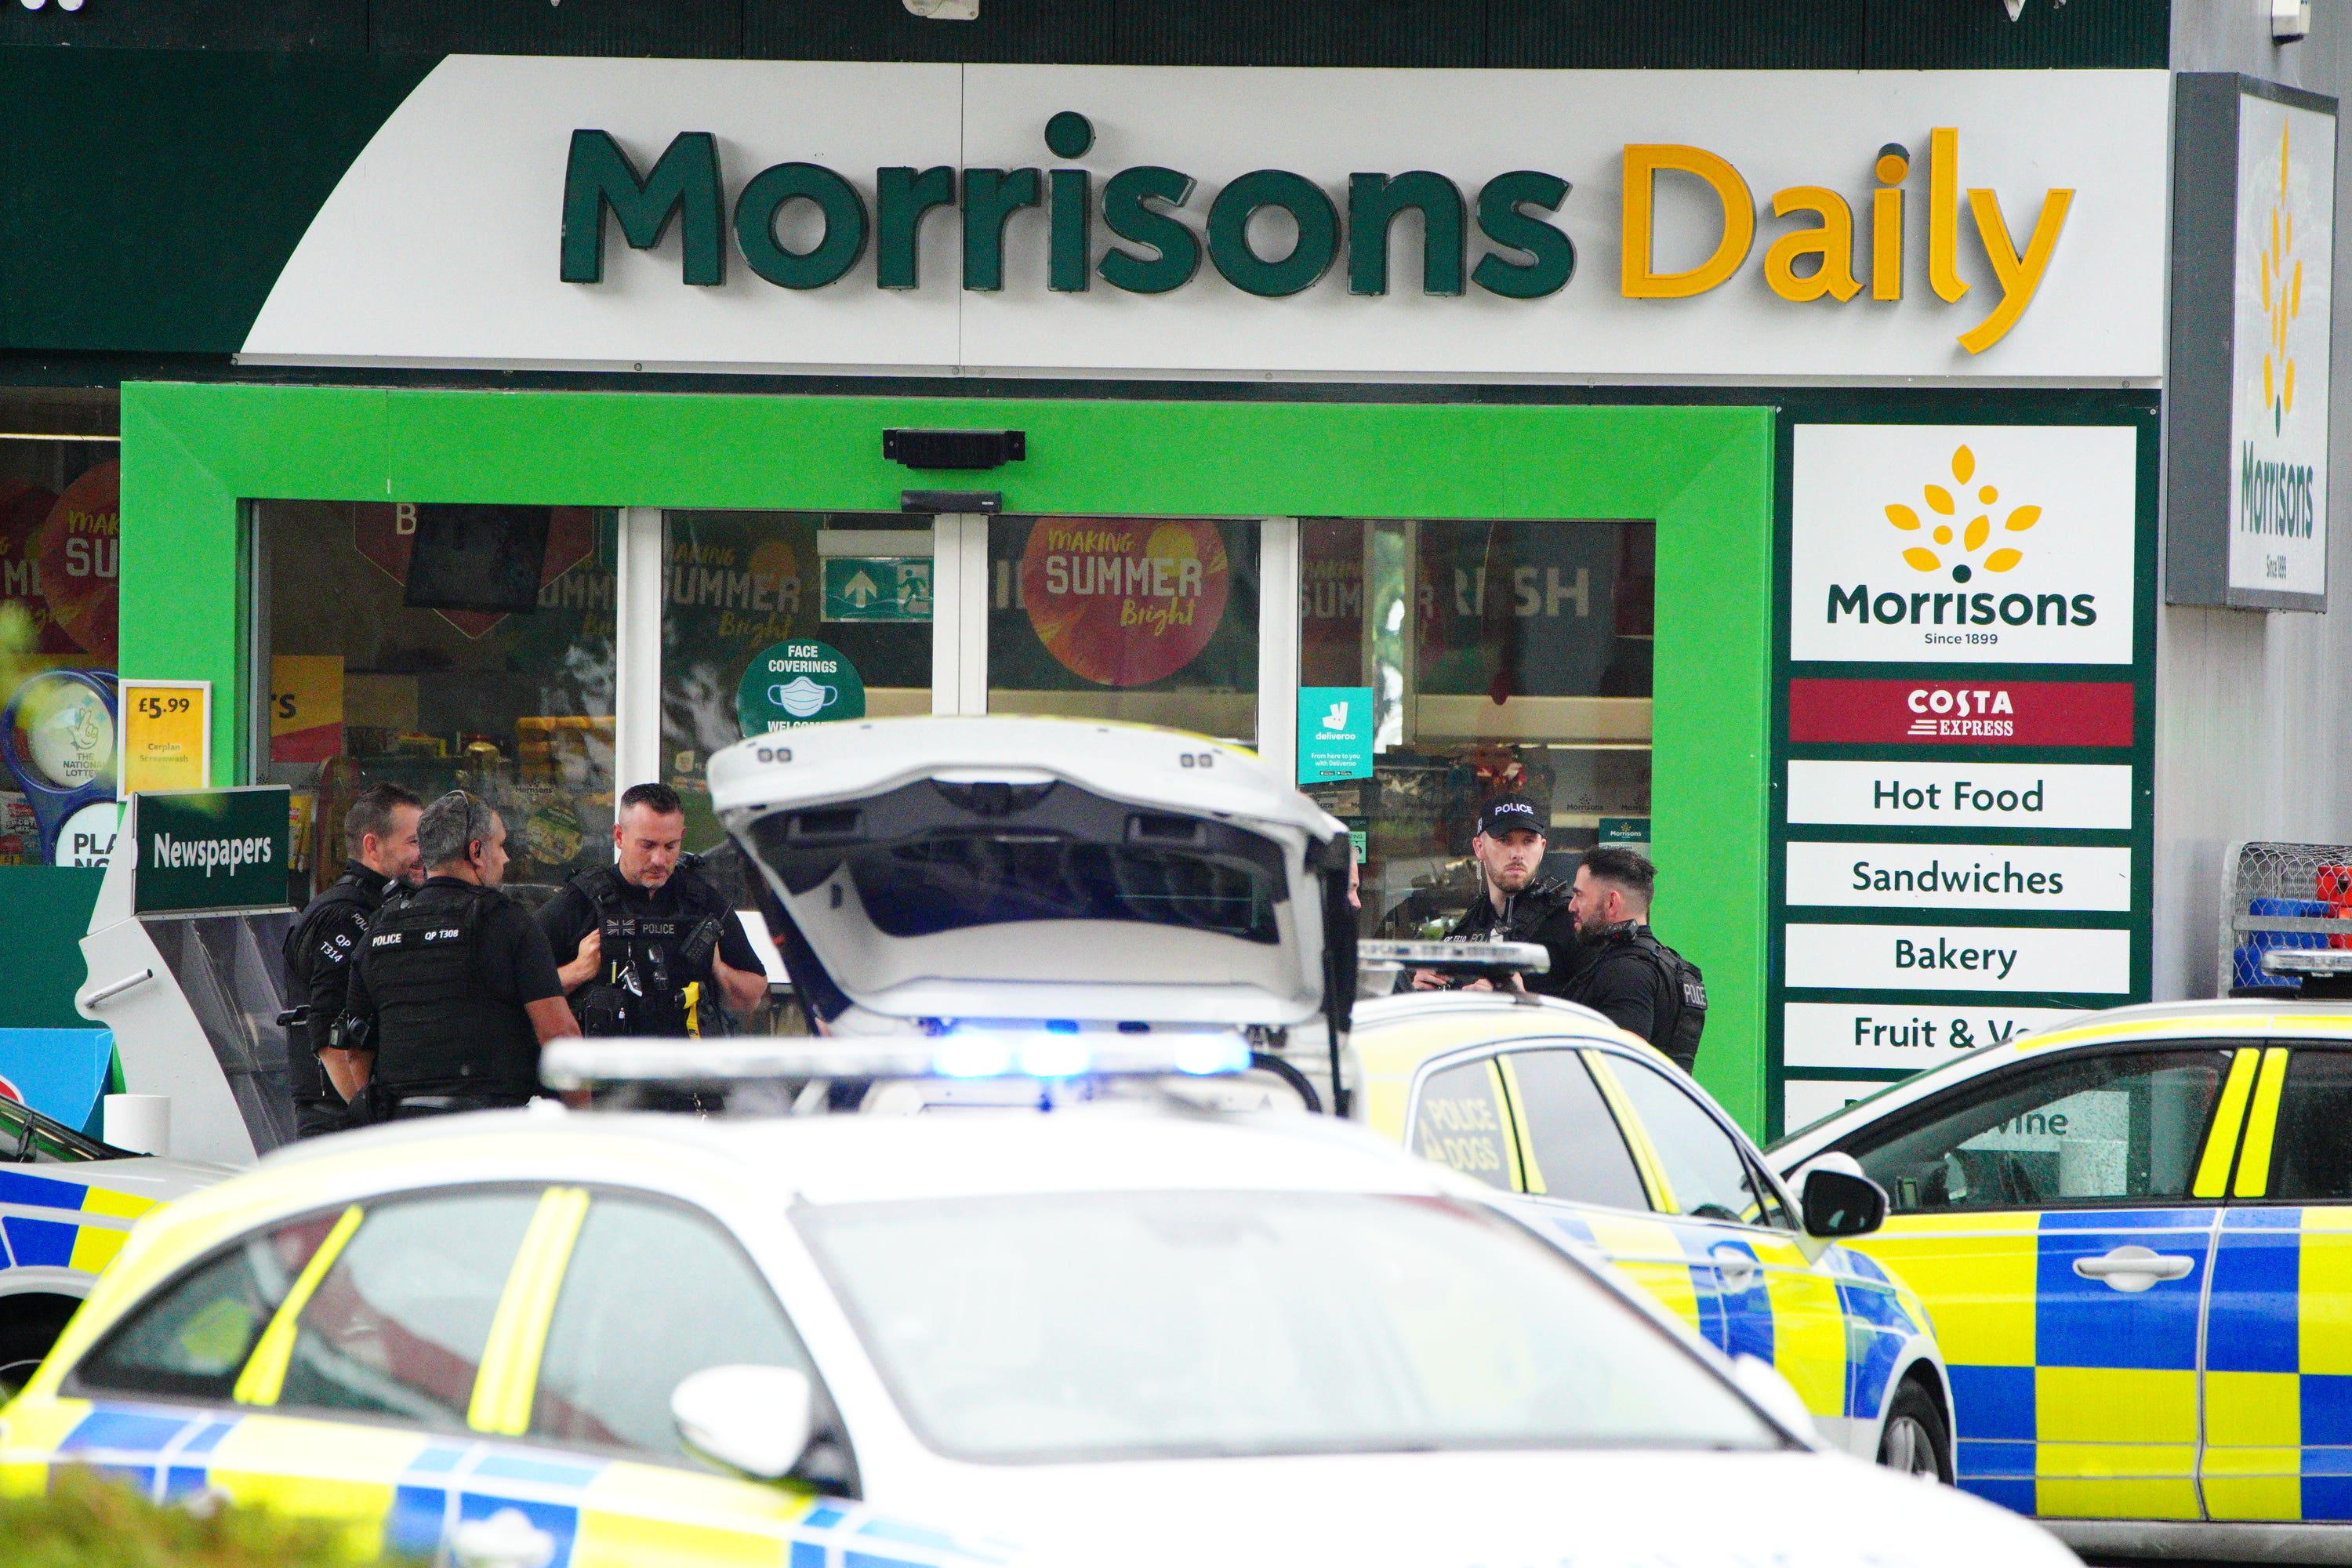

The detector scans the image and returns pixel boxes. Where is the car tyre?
[0,1295,80,1402]
[1876,1378,1952,1482]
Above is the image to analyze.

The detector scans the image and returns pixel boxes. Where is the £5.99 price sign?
[117,680,209,797]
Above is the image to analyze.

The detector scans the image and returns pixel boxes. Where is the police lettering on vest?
[567,862,731,1038]
[357,883,542,1102]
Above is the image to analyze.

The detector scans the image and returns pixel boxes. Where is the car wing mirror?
[671,1364,815,1481]
[1800,1167,1889,1238]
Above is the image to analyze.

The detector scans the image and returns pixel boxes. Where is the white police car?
[5,1062,2078,1568]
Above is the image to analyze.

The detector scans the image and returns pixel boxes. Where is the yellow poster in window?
[270,655,344,764]
[118,680,209,796]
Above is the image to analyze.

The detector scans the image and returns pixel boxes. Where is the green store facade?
[0,2,2339,1140]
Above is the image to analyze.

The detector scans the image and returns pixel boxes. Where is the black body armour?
[359,884,540,1098]
[280,864,392,1131]
[568,862,728,1039]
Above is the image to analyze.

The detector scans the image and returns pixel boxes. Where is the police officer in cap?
[328,791,579,1120]
[539,782,768,1039]
[281,782,423,1138]
[1409,794,1584,998]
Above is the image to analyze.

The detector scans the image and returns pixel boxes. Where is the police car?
[0,1056,2078,1568]
[711,717,1955,1472]
[1771,991,2352,1561]
[1346,984,1954,1481]
[0,1094,227,1399]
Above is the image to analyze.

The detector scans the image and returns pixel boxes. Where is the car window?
[0,1096,111,1163]
[529,1194,812,1462]
[1603,1054,1773,1225]
[274,1189,539,1430]
[1744,1156,1798,1231]
[1841,1048,2233,1214]
[1499,1049,1649,1212]
[2263,1048,2352,1200]
[801,1190,1784,1464]
[1411,1059,1517,1192]
[74,1211,343,1401]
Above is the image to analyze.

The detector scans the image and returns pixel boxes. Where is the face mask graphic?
[769,677,837,718]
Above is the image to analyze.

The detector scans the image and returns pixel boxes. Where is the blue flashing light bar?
[541,1027,1254,1092]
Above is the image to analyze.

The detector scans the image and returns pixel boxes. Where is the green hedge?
[0,1468,391,1568]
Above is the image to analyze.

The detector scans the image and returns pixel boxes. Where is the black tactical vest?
[281,864,391,1114]
[568,862,728,1039]
[358,883,539,1096]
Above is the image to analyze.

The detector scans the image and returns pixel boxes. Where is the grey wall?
[2158,2,2352,996]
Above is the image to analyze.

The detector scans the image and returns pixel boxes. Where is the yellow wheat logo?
[2261,120,2303,436]
[1884,444,2040,584]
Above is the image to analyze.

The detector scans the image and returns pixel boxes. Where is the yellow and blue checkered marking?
[2203,1206,2352,1522]
[25,1400,1018,1568]
[1869,1205,2213,1520]
[1833,1248,1915,1423]
[1535,1210,1918,1427]
[0,1169,154,1278]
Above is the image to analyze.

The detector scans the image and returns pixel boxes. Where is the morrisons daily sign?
[230,60,2170,380]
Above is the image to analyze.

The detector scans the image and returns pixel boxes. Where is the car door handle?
[1710,1244,1761,1293]
[2072,1244,2196,1293]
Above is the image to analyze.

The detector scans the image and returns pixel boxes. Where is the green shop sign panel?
[737,640,867,735]
[823,557,931,623]
[134,787,293,915]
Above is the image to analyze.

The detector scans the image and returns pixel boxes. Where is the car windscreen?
[797,1189,1782,1465]
[744,779,1286,943]
[0,1092,115,1163]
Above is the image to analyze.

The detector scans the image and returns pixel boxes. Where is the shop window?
[255,503,617,904]
[662,512,933,853]
[0,394,120,868]
[1297,519,1652,939]
[988,517,1259,742]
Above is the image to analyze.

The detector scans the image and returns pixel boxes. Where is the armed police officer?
[539,782,768,1038]
[281,782,423,1138]
[1408,795,1584,998]
[1563,845,1708,1075]
[326,790,579,1120]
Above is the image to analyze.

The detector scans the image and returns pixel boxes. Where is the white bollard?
[103,1094,171,1157]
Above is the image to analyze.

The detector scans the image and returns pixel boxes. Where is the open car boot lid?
[709,717,1357,1040]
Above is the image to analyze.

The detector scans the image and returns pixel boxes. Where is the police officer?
[539,782,768,1037]
[329,791,579,1120]
[1565,845,1708,1074]
[281,782,423,1138]
[1409,795,1584,999]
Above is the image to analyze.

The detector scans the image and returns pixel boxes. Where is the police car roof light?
[1356,939,1552,974]
[539,1028,1253,1092]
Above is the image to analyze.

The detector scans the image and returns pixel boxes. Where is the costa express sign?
[1788,678,2134,747]
[563,115,2067,352]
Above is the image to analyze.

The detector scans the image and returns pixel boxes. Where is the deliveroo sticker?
[1298,686,1374,783]
[737,640,867,736]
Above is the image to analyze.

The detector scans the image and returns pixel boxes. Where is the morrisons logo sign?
[558,111,1580,303]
